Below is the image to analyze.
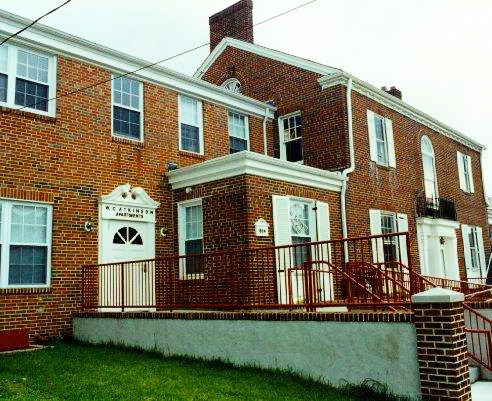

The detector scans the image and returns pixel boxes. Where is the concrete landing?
[472,381,492,401]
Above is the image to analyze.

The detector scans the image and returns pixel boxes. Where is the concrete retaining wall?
[73,316,420,398]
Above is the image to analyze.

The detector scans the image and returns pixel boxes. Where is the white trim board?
[166,151,345,192]
[194,37,341,79]
[0,11,275,120]
[319,72,485,152]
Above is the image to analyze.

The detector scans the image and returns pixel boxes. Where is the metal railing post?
[120,262,125,312]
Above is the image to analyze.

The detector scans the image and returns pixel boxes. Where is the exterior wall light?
[160,227,169,237]
[84,217,93,232]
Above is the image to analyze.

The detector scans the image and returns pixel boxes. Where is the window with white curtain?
[179,95,203,154]
[0,200,52,288]
[421,136,438,200]
[228,111,248,153]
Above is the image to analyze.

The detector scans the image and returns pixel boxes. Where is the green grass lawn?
[0,341,407,401]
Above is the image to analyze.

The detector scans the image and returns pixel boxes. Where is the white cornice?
[0,10,275,119]
[319,72,485,152]
[166,151,346,192]
[194,37,341,79]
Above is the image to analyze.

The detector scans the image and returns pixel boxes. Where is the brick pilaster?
[412,288,471,401]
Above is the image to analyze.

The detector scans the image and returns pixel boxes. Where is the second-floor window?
[279,113,303,163]
[228,111,249,153]
[367,110,396,168]
[112,76,143,141]
[421,136,438,200]
[457,151,474,193]
[179,95,203,154]
[0,44,55,115]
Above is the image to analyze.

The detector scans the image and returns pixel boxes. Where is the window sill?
[372,161,394,171]
[179,150,205,159]
[0,105,56,122]
[112,136,145,147]
[0,287,52,295]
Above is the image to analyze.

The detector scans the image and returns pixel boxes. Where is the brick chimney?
[381,86,402,100]
[209,0,254,52]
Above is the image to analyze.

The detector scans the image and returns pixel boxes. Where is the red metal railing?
[464,304,492,371]
[82,232,414,311]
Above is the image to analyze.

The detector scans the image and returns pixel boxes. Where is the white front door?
[107,221,148,263]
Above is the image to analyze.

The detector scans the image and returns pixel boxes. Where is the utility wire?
[0,0,72,46]
[8,0,318,112]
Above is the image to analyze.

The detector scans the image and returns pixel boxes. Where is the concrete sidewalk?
[471,381,492,401]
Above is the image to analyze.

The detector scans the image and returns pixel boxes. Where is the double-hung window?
[179,95,203,154]
[367,110,396,168]
[0,200,52,288]
[0,44,55,116]
[228,111,249,153]
[421,136,438,200]
[112,76,143,141]
[279,113,303,163]
[457,152,474,193]
[462,225,486,277]
[380,212,398,262]
[178,199,204,277]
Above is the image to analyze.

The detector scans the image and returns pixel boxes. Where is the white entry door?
[99,220,156,310]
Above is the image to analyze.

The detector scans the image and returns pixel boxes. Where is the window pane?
[0,45,7,73]
[185,239,204,275]
[17,50,49,84]
[180,96,199,126]
[15,78,48,111]
[113,77,140,111]
[286,138,303,162]
[113,106,141,139]
[229,136,247,154]
[292,236,310,267]
[228,112,246,139]
[0,74,6,103]
[9,246,47,285]
[290,203,309,236]
[181,123,200,152]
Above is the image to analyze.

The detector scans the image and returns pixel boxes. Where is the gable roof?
[194,37,485,152]
[0,10,275,119]
[194,37,341,78]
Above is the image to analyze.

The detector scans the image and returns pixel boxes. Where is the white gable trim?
[194,37,340,79]
[0,11,275,119]
[166,151,345,192]
[319,72,485,152]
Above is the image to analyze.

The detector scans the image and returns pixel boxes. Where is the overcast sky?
[2,0,492,194]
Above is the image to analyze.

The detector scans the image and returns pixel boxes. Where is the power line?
[9,0,318,112]
[0,0,72,46]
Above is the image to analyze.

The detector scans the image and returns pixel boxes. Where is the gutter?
[263,107,269,155]
[341,77,354,261]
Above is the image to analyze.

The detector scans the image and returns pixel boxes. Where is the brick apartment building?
[0,1,490,341]
[196,0,491,286]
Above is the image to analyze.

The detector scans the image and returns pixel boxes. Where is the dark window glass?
[113,106,141,140]
[291,236,311,268]
[181,123,200,153]
[113,226,143,245]
[229,136,247,154]
[9,246,47,285]
[15,78,48,111]
[0,73,7,103]
[286,138,303,162]
[185,239,204,275]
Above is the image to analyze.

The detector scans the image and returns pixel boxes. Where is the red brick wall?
[201,46,349,170]
[0,55,268,339]
[347,90,490,279]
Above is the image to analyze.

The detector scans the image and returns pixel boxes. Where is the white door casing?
[98,184,159,310]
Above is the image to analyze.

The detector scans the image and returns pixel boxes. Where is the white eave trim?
[166,151,346,192]
[416,217,461,230]
[0,11,275,119]
[194,37,341,79]
[318,72,485,152]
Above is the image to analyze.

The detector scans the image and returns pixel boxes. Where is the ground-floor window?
[369,209,408,265]
[380,212,398,262]
[462,224,486,278]
[0,200,52,288]
[178,199,204,278]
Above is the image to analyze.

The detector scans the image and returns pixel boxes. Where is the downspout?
[263,107,269,155]
[341,76,355,262]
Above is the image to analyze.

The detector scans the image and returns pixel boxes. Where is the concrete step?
[471,381,492,401]
[470,365,480,384]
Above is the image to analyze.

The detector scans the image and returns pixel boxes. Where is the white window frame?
[367,110,396,168]
[421,136,439,200]
[178,94,204,155]
[0,43,57,117]
[111,75,144,142]
[278,111,303,163]
[228,110,249,153]
[221,78,242,94]
[0,199,53,289]
[177,198,204,279]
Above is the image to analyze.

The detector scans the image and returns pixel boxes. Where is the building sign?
[101,204,156,223]
[255,218,270,237]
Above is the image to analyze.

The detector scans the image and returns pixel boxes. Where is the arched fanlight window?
[113,227,143,245]
[421,136,438,200]
[221,78,242,94]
